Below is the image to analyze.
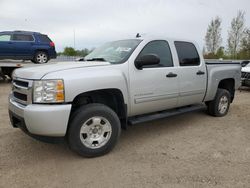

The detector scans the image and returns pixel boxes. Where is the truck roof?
[135,35,197,44]
[134,35,200,48]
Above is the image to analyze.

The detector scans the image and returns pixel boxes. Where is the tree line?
[57,47,93,57]
[204,10,250,60]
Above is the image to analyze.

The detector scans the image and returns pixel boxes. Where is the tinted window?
[12,34,34,41]
[137,40,173,68]
[174,41,200,66]
[0,34,11,41]
[39,35,51,43]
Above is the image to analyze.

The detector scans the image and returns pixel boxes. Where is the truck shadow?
[0,79,11,84]
[120,109,208,143]
[238,87,250,92]
[4,109,209,162]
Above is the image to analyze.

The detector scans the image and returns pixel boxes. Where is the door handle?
[166,72,177,78]
[196,70,205,75]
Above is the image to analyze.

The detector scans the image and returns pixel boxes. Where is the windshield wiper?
[85,57,107,62]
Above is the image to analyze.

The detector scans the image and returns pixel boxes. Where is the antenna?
[136,33,141,38]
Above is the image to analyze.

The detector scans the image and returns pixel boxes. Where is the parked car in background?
[0,31,56,64]
[241,60,250,67]
[241,62,250,87]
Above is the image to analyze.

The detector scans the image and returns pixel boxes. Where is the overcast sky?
[0,0,249,52]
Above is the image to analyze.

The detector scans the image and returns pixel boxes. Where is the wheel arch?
[217,78,235,102]
[34,49,49,58]
[70,88,127,129]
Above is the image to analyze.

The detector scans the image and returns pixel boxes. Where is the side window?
[0,34,11,42]
[12,34,34,42]
[137,40,173,68]
[174,41,200,66]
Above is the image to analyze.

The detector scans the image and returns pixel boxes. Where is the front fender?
[43,65,129,105]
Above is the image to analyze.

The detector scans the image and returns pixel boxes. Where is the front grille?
[13,92,27,101]
[242,72,250,79]
[13,80,29,88]
[12,79,32,105]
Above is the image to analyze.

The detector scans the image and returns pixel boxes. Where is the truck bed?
[204,60,242,102]
[205,59,241,65]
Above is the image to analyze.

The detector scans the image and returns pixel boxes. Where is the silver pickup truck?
[9,37,241,157]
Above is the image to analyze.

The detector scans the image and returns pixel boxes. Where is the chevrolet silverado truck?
[9,37,241,157]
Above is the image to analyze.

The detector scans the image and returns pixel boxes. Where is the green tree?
[76,48,91,57]
[227,10,246,59]
[238,29,250,59]
[216,46,225,58]
[63,47,77,56]
[205,16,222,55]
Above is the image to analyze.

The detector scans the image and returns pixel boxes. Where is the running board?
[128,104,205,125]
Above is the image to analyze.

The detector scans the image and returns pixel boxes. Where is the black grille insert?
[13,92,27,102]
[242,72,250,79]
[13,80,29,88]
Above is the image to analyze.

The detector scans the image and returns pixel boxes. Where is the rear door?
[129,40,179,116]
[0,33,13,58]
[11,34,35,59]
[174,41,206,106]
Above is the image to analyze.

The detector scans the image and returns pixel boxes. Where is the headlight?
[33,80,65,103]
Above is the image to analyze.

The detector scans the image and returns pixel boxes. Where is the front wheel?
[33,51,49,64]
[207,89,231,117]
[68,104,121,157]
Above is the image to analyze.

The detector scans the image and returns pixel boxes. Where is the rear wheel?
[68,103,121,157]
[34,51,49,64]
[207,89,231,117]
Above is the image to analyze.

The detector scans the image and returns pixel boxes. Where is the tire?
[207,89,231,117]
[68,103,121,157]
[33,51,49,64]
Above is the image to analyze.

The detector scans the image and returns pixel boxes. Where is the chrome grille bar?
[12,78,33,105]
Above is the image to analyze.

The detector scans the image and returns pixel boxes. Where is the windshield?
[85,39,142,64]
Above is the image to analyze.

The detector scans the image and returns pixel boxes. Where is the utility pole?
[73,29,76,49]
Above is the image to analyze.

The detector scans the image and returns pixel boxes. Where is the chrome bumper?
[9,97,72,137]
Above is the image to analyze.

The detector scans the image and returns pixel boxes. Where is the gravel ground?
[0,81,250,188]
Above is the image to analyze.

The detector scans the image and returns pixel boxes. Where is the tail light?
[50,42,55,47]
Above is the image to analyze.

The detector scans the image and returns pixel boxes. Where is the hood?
[242,66,250,73]
[13,61,111,79]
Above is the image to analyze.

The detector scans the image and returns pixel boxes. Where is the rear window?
[38,35,52,43]
[12,34,34,41]
[174,41,200,66]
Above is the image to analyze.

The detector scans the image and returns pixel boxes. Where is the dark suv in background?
[0,31,56,64]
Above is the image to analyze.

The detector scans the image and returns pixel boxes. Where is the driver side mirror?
[135,54,160,70]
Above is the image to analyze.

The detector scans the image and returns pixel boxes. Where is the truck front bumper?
[9,98,71,137]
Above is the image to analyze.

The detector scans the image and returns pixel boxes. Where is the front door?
[129,40,179,116]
